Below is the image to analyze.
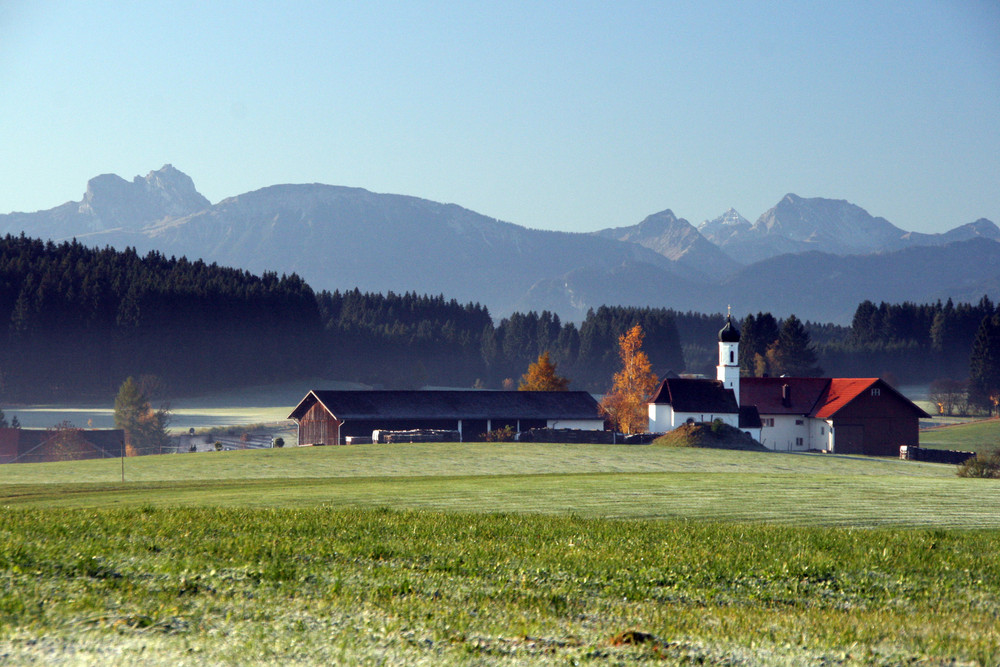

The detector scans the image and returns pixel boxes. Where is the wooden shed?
[287,390,605,445]
[0,428,124,464]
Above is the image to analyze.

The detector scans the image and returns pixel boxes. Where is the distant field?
[1,445,999,665]
[920,418,1000,454]
[3,443,997,528]
[4,377,363,431]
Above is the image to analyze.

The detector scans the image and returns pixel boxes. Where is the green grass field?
[920,418,1000,455]
[2,443,999,665]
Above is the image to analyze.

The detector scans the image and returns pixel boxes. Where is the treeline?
[318,291,685,392]
[816,297,996,384]
[3,231,996,403]
[0,235,321,400]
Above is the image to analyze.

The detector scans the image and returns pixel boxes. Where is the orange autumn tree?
[601,324,659,433]
[518,351,570,391]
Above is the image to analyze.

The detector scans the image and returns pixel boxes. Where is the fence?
[900,445,975,465]
[519,428,655,444]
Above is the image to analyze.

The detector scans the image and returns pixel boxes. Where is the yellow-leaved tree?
[600,324,658,434]
[518,351,570,391]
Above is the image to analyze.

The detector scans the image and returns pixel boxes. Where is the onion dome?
[718,315,740,343]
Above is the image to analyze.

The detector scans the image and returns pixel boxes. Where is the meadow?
[2,443,1000,665]
[920,418,1000,455]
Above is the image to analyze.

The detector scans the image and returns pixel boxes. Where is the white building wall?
[546,418,604,431]
[758,414,812,451]
[810,419,834,452]
[717,341,740,401]
[648,403,739,432]
[648,403,675,432]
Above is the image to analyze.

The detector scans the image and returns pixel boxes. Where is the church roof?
[649,378,739,414]
[718,315,740,343]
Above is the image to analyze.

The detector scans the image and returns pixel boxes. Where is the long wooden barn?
[288,390,605,445]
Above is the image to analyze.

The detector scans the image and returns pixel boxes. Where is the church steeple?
[717,307,740,405]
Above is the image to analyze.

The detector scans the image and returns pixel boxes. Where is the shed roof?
[288,390,603,422]
[649,378,739,414]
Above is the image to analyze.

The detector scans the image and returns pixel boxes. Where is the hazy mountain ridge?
[707,194,999,264]
[47,179,682,315]
[1,166,997,323]
[594,209,740,281]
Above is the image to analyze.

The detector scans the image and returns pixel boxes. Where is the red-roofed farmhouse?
[649,315,929,456]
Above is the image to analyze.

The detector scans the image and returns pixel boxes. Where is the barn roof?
[288,390,603,422]
[741,377,930,419]
[812,378,931,419]
[649,378,739,414]
[740,377,830,415]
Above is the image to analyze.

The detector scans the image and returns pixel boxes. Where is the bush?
[273,437,285,448]
[957,450,1000,478]
[483,425,515,442]
[214,441,223,451]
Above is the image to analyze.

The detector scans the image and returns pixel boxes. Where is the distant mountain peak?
[78,165,209,230]
[697,208,751,248]
[594,208,740,280]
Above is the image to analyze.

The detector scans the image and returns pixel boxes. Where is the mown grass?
[921,418,1000,455]
[0,441,955,486]
[2,444,1000,664]
[0,507,998,665]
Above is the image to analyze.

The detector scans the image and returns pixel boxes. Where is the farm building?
[649,315,928,455]
[741,376,927,455]
[0,428,124,463]
[288,390,605,445]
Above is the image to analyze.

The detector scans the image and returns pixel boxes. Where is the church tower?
[717,309,740,406]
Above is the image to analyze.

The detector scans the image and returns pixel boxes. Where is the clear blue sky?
[2,1,998,233]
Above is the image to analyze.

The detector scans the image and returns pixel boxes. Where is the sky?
[1,1,998,234]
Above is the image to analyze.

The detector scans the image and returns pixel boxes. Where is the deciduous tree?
[518,351,570,391]
[600,324,659,434]
[928,378,967,416]
[114,376,171,456]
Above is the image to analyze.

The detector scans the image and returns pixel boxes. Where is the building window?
[871,388,881,397]
[730,350,734,363]
[763,418,774,427]
[821,427,825,435]
[795,419,804,425]
[796,437,804,447]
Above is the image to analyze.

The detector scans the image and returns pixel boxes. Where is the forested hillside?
[0,235,321,401]
[317,291,686,392]
[1,232,995,403]
[817,297,995,383]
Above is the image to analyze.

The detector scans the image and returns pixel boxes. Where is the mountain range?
[2,165,998,324]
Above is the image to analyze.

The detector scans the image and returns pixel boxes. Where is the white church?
[647,314,928,456]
